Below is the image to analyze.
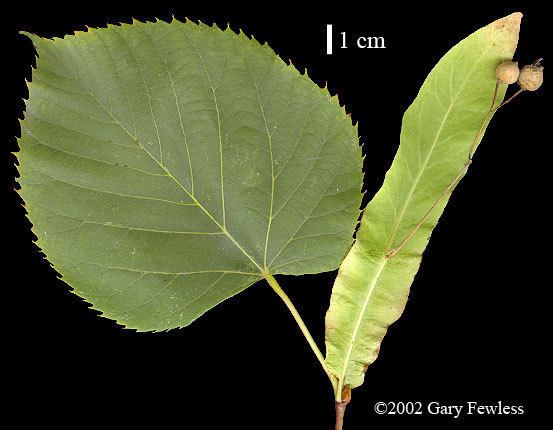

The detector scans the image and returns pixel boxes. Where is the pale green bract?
[324,13,521,397]
[18,19,363,331]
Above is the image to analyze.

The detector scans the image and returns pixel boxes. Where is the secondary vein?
[87,30,263,274]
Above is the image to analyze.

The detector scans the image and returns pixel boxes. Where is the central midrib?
[336,103,455,392]
[336,257,387,394]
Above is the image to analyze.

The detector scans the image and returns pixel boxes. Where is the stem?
[387,161,471,258]
[468,86,523,157]
[335,401,347,430]
[468,80,500,158]
[388,81,519,258]
[334,386,351,430]
[490,81,499,110]
[491,88,523,113]
[264,273,332,381]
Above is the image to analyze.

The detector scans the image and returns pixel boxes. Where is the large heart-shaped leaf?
[324,13,521,396]
[18,20,362,331]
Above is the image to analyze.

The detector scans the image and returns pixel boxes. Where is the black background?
[8,1,546,428]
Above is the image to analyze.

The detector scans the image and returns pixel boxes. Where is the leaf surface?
[18,20,363,330]
[324,13,522,395]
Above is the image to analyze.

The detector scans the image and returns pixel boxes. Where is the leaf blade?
[18,20,363,331]
[324,13,522,393]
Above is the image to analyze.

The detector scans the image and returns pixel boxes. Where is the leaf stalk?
[263,273,332,382]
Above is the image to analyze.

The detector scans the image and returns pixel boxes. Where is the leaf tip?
[489,11,522,33]
[486,12,523,58]
[19,30,34,39]
[19,30,43,47]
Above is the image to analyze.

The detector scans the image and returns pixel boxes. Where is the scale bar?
[326,24,333,55]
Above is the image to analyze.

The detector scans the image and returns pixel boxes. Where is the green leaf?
[18,19,363,331]
[324,13,522,396]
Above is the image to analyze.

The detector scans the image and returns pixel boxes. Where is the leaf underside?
[324,13,522,393]
[18,19,363,331]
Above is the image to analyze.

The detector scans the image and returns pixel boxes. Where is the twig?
[334,387,351,430]
[335,401,347,430]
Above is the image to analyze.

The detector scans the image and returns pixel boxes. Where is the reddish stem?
[335,401,347,430]
[335,386,351,430]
